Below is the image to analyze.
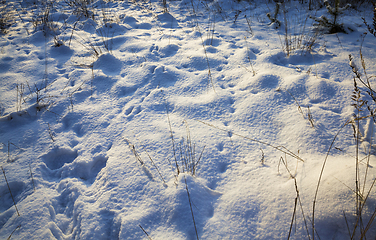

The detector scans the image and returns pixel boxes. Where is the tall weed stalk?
[312,49,376,240]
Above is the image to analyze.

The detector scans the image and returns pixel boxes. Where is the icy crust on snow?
[1,0,376,239]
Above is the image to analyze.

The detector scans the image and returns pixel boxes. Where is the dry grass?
[1,166,20,216]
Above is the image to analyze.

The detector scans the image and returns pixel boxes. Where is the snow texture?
[0,0,376,239]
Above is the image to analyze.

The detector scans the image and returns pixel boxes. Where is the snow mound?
[93,53,122,76]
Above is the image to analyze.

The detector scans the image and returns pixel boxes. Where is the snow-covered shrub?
[310,0,350,33]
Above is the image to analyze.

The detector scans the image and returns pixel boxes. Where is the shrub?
[310,0,350,33]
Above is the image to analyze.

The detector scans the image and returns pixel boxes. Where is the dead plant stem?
[1,166,20,216]
[196,120,304,162]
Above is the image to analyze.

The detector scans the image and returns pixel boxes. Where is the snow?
[0,0,376,239]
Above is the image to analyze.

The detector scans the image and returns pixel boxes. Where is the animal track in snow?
[249,47,260,55]
[257,74,280,89]
[159,44,179,58]
[125,106,134,116]
[206,46,218,54]
[180,56,223,72]
[72,123,86,137]
[133,106,142,115]
[204,38,221,47]
[52,180,82,217]
[217,142,224,152]
[41,147,78,170]
[122,16,138,27]
[124,105,141,116]
[70,154,108,183]
[219,162,228,173]
[79,209,121,239]
[0,63,11,73]
[228,97,236,113]
[157,12,179,28]
[93,54,122,76]
[240,74,281,94]
[308,79,337,104]
[113,84,138,98]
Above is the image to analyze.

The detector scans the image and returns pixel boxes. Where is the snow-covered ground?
[0,0,376,239]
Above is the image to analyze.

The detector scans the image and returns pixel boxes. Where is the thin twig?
[360,207,376,240]
[189,0,216,93]
[139,225,153,240]
[7,225,21,240]
[29,163,35,192]
[194,146,205,176]
[281,156,312,239]
[161,90,179,175]
[343,210,352,238]
[184,176,199,240]
[135,136,166,184]
[312,119,350,239]
[124,138,144,165]
[1,166,20,216]
[260,148,265,165]
[288,197,298,239]
[196,120,304,162]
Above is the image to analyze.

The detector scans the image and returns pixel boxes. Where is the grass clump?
[31,1,56,34]
[280,3,320,56]
[65,0,94,19]
[172,122,205,177]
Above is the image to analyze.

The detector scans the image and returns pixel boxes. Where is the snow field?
[1,0,376,239]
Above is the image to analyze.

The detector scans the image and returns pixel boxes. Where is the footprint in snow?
[133,106,142,115]
[93,53,122,76]
[124,105,142,121]
[216,142,224,152]
[96,23,128,37]
[257,74,280,89]
[125,105,142,116]
[204,38,221,47]
[79,209,120,239]
[0,63,11,73]
[250,47,260,55]
[41,147,78,171]
[50,44,74,67]
[182,56,223,72]
[122,16,138,28]
[240,74,281,94]
[125,106,134,116]
[157,12,179,28]
[228,97,236,113]
[308,79,337,104]
[206,46,218,54]
[219,162,228,173]
[158,44,179,58]
[40,145,108,183]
